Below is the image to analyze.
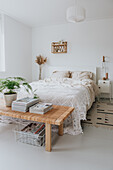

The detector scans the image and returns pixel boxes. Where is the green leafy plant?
[0,77,32,95]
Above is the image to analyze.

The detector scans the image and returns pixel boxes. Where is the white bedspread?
[17,78,99,135]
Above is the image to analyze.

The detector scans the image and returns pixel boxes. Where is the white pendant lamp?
[66,0,86,23]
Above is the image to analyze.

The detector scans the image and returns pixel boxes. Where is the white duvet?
[18,78,99,135]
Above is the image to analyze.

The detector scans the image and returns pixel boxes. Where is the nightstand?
[98,80,112,101]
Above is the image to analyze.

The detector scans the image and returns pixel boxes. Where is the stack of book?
[29,102,53,114]
[12,97,39,112]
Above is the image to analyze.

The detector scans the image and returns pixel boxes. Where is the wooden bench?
[0,99,74,152]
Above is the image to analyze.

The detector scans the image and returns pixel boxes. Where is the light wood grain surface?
[0,99,74,125]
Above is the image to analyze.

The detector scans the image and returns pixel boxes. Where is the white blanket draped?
[17,78,99,135]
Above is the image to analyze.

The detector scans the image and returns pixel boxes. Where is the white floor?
[0,123,113,170]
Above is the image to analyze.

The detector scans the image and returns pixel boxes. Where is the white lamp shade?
[66,6,86,22]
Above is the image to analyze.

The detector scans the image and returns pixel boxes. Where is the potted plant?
[0,77,32,107]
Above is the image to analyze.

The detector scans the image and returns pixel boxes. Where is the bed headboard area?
[47,65,97,82]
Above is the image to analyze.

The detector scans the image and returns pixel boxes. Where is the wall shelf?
[51,41,67,54]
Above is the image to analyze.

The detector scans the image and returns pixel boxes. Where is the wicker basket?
[14,123,45,147]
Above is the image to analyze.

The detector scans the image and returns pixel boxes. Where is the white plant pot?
[4,93,17,107]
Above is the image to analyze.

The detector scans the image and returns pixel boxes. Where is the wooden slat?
[55,107,74,125]
[21,112,36,120]
[45,106,67,124]
[36,107,58,123]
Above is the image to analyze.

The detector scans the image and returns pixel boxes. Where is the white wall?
[0,17,2,70]
[32,19,113,96]
[0,15,32,82]
[0,14,5,72]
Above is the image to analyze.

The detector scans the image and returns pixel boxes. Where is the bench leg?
[45,123,51,152]
[58,124,63,136]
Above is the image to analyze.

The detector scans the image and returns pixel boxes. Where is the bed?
[18,66,99,135]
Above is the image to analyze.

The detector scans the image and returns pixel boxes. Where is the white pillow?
[71,71,93,80]
[51,71,70,79]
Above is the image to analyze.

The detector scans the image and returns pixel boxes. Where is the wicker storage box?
[14,123,45,147]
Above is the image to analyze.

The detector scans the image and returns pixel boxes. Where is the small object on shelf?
[101,56,109,82]
[102,56,106,80]
[51,41,67,53]
[103,77,106,80]
[106,73,108,80]
[103,56,105,62]
[98,80,112,101]
[58,40,61,44]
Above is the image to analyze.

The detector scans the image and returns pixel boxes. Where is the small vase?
[4,93,17,107]
[39,65,42,80]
